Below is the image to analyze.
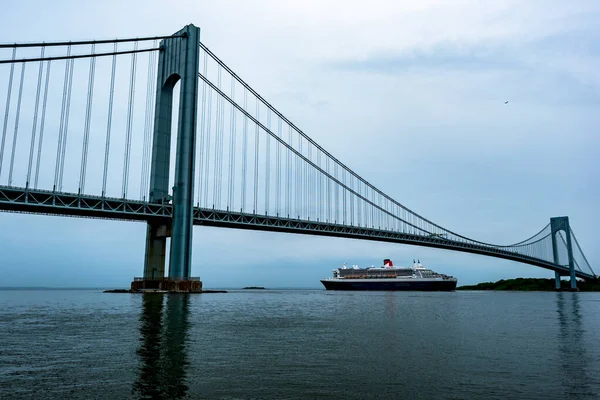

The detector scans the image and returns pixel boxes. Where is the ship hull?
[320,279,457,291]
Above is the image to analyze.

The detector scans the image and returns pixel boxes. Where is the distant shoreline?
[457,278,600,292]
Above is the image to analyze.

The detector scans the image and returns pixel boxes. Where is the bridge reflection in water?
[132,294,190,399]
[125,292,600,399]
[556,293,596,398]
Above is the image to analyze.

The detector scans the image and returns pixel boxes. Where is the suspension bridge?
[0,24,595,291]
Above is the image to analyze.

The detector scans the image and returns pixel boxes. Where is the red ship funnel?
[383,259,393,266]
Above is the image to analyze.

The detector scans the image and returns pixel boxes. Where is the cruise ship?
[320,259,457,291]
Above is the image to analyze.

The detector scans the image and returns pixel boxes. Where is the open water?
[0,289,599,399]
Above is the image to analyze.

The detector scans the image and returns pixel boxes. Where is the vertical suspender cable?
[371,189,372,228]
[319,150,323,221]
[196,50,207,206]
[219,71,226,208]
[339,163,343,223]
[219,75,225,207]
[392,198,396,233]
[0,47,16,180]
[140,49,151,200]
[375,193,378,229]
[8,62,25,186]
[54,49,70,190]
[571,229,594,275]
[366,186,370,228]
[58,56,75,190]
[148,47,157,197]
[303,139,307,219]
[227,76,236,210]
[203,84,213,208]
[307,143,311,219]
[363,185,367,227]
[314,148,318,220]
[542,236,547,262]
[34,60,51,189]
[287,125,292,217]
[393,200,396,230]
[326,157,330,222]
[293,133,297,218]
[317,150,321,221]
[102,43,117,196]
[276,117,281,215]
[216,76,222,207]
[335,163,339,223]
[141,44,157,200]
[241,87,248,211]
[376,193,380,229]
[253,100,259,213]
[360,180,363,227]
[213,66,223,208]
[27,47,45,187]
[298,136,302,218]
[213,67,225,208]
[309,149,312,219]
[358,181,362,227]
[401,204,405,232]
[343,174,352,224]
[122,41,138,198]
[383,197,386,230]
[323,152,327,222]
[389,199,393,230]
[148,44,158,197]
[80,44,96,193]
[265,108,271,214]
[305,141,309,219]
[350,176,354,225]
[379,192,383,229]
[357,180,361,226]
[315,149,319,220]
[297,135,301,218]
[141,48,152,199]
[363,184,370,228]
[294,134,298,218]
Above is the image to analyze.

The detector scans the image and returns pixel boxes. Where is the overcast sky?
[0,0,598,288]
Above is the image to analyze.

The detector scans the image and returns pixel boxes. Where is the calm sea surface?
[0,289,599,399]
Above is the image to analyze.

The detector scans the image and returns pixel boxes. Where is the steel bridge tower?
[133,24,202,292]
[551,216,576,291]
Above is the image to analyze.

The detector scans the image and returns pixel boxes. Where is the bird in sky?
[504,101,509,104]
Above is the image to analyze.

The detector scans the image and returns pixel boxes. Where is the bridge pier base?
[555,271,561,290]
[569,264,578,291]
[130,278,202,293]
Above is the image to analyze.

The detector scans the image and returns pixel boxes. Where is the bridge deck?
[0,185,594,280]
[0,186,593,278]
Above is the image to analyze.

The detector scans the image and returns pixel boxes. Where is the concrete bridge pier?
[131,24,202,293]
[551,216,577,292]
[554,271,561,290]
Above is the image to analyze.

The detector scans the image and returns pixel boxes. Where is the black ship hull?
[320,279,457,291]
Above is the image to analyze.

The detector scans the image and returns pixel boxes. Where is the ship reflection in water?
[132,294,190,399]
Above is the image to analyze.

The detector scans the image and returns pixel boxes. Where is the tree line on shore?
[457,277,600,291]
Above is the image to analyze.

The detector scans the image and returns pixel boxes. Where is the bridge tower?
[133,24,202,292]
[550,216,576,291]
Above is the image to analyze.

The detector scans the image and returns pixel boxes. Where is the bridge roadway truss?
[0,185,594,281]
